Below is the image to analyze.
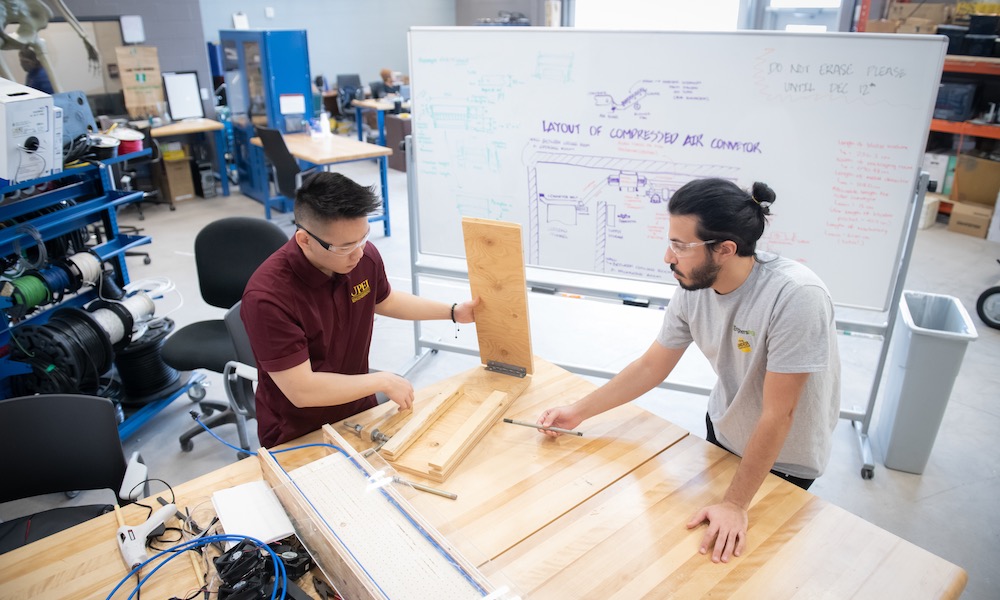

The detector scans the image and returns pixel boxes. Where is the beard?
[671,257,722,291]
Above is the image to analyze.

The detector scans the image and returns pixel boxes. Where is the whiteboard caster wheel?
[181,439,193,452]
[861,466,874,480]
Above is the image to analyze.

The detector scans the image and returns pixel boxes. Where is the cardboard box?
[948,200,994,238]
[115,46,163,119]
[897,17,937,34]
[159,157,195,204]
[953,153,1000,206]
[887,3,952,26]
[866,19,900,33]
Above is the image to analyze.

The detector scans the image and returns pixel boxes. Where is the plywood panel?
[462,217,533,374]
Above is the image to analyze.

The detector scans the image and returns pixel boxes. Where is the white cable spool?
[90,308,126,344]
[68,252,102,286]
[121,292,156,322]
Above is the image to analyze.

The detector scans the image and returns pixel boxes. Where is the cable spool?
[67,251,102,286]
[10,274,49,309]
[90,308,126,346]
[10,308,115,396]
[34,263,74,302]
[114,317,180,403]
[87,292,154,350]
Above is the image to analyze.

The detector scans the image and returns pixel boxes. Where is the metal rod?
[503,418,584,436]
[392,476,458,500]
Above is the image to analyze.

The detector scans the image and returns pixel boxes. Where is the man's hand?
[379,372,414,411]
[453,297,480,324]
[686,501,748,563]
[537,405,584,437]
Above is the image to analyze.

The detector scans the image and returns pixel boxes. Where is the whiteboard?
[408,28,946,311]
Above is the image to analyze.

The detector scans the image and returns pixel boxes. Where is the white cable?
[121,292,156,322]
[125,277,184,320]
[68,252,102,285]
[91,307,126,344]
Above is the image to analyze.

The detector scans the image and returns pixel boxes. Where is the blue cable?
[188,416,489,597]
[105,533,286,600]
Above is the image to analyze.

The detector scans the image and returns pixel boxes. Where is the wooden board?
[428,390,509,476]
[371,366,529,482]
[260,431,498,600]
[379,381,463,460]
[483,435,968,600]
[250,132,391,164]
[333,357,689,561]
[462,217,534,375]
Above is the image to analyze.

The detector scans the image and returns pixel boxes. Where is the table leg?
[380,156,390,236]
[377,110,386,147]
[214,130,230,196]
[356,106,364,142]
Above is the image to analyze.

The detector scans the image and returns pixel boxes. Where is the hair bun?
[750,181,776,215]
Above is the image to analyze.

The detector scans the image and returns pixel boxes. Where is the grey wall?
[64,0,214,116]
[198,1,455,87]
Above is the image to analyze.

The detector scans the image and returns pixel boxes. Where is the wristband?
[450,302,457,323]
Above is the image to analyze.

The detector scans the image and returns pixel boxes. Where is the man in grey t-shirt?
[538,178,840,565]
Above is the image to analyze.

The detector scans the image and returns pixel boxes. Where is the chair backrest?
[255,126,301,200]
[0,395,128,504]
[225,301,257,418]
[194,217,289,309]
[370,81,386,99]
[336,73,362,91]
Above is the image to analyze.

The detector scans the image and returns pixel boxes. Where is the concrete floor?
[4,159,998,598]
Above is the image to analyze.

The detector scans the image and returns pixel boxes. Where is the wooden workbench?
[250,132,391,165]
[0,359,966,599]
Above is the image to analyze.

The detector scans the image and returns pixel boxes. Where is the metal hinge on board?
[486,360,527,378]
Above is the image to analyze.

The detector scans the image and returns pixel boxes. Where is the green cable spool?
[11,274,51,309]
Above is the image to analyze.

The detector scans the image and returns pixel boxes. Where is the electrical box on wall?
[0,78,59,182]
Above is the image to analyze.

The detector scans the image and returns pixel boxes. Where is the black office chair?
[336,73,364,135]
[120,128,172,221]
[160,217,288,452]
[369,80,386,99]
[0,394,149,554]
[222,300,257,457]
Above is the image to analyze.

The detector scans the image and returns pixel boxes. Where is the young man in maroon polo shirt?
[242,172,478,448]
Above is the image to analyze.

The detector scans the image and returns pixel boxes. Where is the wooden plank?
[483,435,968,599]
[379,381,464,461]
[428,389,510,476]
[258,447,386,600]
[462,217,534,375]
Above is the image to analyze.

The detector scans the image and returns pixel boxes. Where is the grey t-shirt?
[656,252,841,478]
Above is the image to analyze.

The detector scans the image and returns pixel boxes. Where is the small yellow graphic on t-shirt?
[736,337,752,353]
[351,280,371,303]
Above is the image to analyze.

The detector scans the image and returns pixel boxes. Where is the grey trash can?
[878,291,978,474]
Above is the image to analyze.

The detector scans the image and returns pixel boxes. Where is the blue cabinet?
[220,29,312,212]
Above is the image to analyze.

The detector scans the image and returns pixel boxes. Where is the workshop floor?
[4,159,998,599]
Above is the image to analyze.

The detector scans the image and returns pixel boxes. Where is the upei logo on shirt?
[733,325,755,353]
[351,280,371,303]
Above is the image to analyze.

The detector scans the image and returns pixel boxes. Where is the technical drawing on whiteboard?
[517,149,735,279]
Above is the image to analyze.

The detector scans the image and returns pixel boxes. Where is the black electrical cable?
[114,318,179,402]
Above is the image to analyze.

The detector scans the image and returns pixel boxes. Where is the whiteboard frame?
[403,27,943,479]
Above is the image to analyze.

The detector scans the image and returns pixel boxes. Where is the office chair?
[222,300,258,458]
[120,128,172,221]
[0,394,149,554]
[159,217,288,452]
[255,126,318,220]
[335,73,364,135]
[369,80,386,99]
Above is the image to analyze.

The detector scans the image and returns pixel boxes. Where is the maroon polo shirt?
[241,237,390,447]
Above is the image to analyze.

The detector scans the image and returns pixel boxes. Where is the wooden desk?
[249,133,393,234]
[150,118,229,197]
[351,97,410,147]
[0,359,966,599]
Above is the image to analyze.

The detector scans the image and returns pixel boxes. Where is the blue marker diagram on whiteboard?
[526,150,738,278]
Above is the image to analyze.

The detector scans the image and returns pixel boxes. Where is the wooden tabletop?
[0,358,967,599]
[250,132,391,165]
[352,97,410,111]
[150,118,224,137]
